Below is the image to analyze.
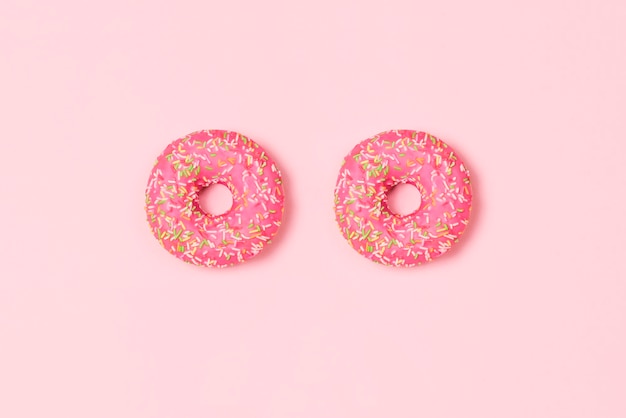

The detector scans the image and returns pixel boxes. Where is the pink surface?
[1,0,625,417]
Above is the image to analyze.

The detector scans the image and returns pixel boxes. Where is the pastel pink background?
[1,0,625,417]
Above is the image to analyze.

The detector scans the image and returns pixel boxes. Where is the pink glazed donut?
[334,130,472,267]
[145,130,284,267]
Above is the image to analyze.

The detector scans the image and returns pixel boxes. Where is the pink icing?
[334,130,472,267]
[145,130,284,267]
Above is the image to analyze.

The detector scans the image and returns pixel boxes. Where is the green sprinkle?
[178,245,185,252]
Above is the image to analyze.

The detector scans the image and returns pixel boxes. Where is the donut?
[334,130,472,267]
[145,130,284,267]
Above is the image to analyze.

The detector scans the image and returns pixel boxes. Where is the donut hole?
[387,183,422,216]
[198,183,233,216]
